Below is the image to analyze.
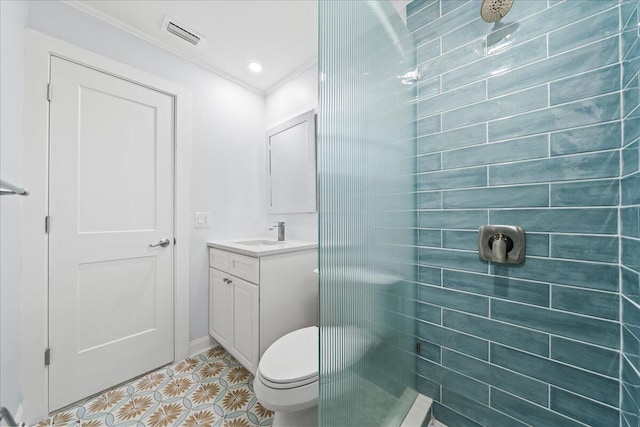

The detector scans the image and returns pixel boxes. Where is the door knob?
[149,238,171,248]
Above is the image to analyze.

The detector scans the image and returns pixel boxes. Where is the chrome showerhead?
[481,0,514,23]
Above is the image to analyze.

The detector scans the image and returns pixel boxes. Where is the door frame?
[21,29,191,424]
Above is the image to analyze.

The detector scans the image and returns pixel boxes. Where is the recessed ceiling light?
[248,62,263,73]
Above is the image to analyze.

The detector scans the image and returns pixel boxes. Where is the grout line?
[418,301,618,350]
[622,293,640,311]
[622,353,640,378]
[417,80,549,116]
[418,320,621,378]
[618,7,626,418]
[417,147,620,175]
[435,346,619,413]
[546,33,550,59]
[405,0,438,22]
[413,287,621,329]
[417,117,621,143]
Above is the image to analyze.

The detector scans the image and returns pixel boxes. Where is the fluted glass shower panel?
[318,1,418,425]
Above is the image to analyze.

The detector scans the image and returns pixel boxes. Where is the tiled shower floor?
[37,346,274,427]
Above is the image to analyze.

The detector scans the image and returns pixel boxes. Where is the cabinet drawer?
[229,252,260,284]
[209,248,230,271]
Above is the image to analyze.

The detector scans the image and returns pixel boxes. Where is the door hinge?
[416,342,421,354]
[44,348,51,366]
[174,238,176,245]
[47,83,52,102]
[45,216,50,233]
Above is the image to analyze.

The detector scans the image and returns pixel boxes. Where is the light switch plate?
[194,212,212,228]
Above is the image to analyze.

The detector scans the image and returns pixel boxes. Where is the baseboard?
[189,335,219,357]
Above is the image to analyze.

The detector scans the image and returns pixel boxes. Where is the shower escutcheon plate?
[478,225,526,264]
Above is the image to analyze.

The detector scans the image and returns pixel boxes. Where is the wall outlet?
[194,212,212,228]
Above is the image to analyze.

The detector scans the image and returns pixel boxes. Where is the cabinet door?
[209,268,232,348]
[231,276,259,372]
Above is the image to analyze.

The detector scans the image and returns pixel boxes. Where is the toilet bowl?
[254,326,319,427]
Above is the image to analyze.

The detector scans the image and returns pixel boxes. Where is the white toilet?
[253,326,319,427]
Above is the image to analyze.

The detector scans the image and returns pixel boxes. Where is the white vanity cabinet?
[207,241,317,374]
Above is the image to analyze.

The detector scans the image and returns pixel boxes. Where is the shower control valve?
[478,225,525,264]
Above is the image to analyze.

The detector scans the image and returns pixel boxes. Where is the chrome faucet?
[269,221,285,241]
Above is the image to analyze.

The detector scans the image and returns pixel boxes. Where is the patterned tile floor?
[37,346,274,427]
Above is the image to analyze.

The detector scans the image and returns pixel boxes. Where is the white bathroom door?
[48,56,175,411]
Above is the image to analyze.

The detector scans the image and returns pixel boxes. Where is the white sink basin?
[208,238,317,257]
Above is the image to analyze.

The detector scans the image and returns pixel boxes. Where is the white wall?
[26,1,267,341]
[0,0,28,416]
[265,65,319,242]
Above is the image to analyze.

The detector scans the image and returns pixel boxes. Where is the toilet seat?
[253,370,318,412]
[258,370,318,389]
[258,326,318,388]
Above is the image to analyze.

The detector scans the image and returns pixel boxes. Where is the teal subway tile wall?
[406,0,640,426]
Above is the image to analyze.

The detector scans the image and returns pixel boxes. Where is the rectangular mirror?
[266,110,316,213]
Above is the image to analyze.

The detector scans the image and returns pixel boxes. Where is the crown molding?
[264,57,318,96]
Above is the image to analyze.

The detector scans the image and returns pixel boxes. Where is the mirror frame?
[266,109,317,214]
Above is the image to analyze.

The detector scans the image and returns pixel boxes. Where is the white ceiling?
[67,0,411,95]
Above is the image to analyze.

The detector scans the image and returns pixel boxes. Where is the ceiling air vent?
[161,16,205,47]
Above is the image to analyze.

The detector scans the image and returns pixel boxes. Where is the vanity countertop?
[207,238,317,257]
